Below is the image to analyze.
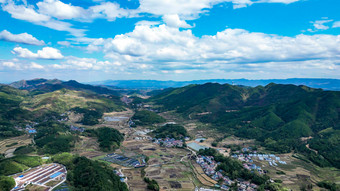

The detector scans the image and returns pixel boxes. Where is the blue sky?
[0,0,339,82]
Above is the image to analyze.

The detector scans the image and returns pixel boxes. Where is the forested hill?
[149,83,340,168]
[0,83,124,128]
[9,78,120,96]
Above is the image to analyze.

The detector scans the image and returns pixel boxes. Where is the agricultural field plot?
[72,136,105,159]
[118,138,198,190]
[0,135,32,157]
[253,153,340,190]
[11,163,66,191]
[145,164,196,191]
[123,168,148,191]
[190,162,217,187]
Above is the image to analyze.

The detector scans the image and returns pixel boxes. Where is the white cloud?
[57,41,71,46]
[333,21,340,28]
[163,14,192,28]
[2,1,51,22]
[0,0,304,39]
[86,25,340,75]
[1,1,86,37]
[313,19,333,30]
[51,56,121,71]
[0,59,45,70]
[12,47,64,59]
[137,0,301,19]
[257,0,300,4]
[0,30,45,45]
[37,0,87,20]
[30,62,45,69]
[135,20,161,26]
[89,2,136,21]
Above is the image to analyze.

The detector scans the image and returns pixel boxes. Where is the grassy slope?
[21,89,124,114]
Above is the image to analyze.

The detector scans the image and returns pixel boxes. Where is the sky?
[0,0,340,82]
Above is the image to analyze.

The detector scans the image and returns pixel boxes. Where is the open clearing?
[0,135,32,157]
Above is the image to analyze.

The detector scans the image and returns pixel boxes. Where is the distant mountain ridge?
[9,78,120,95]
[90,78,340,90]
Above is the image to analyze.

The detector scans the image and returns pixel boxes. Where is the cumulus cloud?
[89,2,136,21]
[0,0,304,38]
[0,30,45,45]
[86,25,340,75]
[37,0,87,20]
[51,56,122,71]
[0,60,45,70]
[137,0,301,18]
[12,47,64,59]
[30,62,45,69]
[163,14,192,28]
[2,1,51,22]
[1,1,86,37]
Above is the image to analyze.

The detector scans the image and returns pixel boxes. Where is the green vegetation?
[53,154,128,191]
[0,176,15,191]
[152,124,188,139]
[308,129,340,168]
[317,180,340,191]
[0,156,42,176]
[34,121,77,154]
[0,124,23,139]
[5,142,18,147]
[132,110,165,126]
[22,89,124,118]
[72,107,103,125]
[151,83,340,168]
[13,145,35,155]
[144,177,160,191]
[85,127,124,152]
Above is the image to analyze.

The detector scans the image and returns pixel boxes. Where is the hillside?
[0,82,125,127]
[149,83,340,168]
[21,89,123,114]
[10,79,120,96]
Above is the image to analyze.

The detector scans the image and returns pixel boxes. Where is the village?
[195,155,259,191]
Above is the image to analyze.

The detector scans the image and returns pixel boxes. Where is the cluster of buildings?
[196,155,258,191]
[25,124,38,134]
[128,119,135,128]
[70,125,84,132]
[113,169,127,183]
[153,137,184,148]
[12,163,67,191]
[232,152,287,167]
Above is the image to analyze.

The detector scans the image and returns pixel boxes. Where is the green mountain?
[10,78,120,96]
[149,83,340,168]
[0,82,125,127]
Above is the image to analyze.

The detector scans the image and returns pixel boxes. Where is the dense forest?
[0,156,42,176]
[150,83,340,168]
[53,153,128,191]
[152,124,188,139]
[132,110,166,126]
[34,121,77,154]
[85,127,124,151]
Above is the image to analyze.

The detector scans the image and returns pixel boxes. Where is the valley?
[0,79,339,191]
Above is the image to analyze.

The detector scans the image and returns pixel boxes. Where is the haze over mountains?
[90,78,340,90]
